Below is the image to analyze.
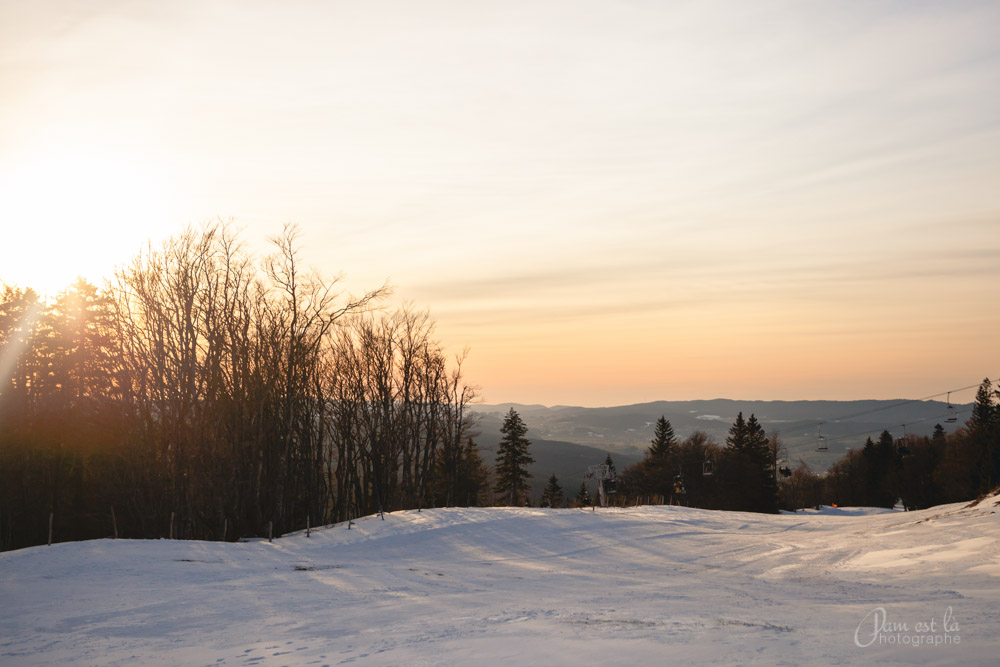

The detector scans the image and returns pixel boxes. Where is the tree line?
[616,413,781,513]
[0,222,487,550]
[782,379,1000,511]
[4,226,996,550]
[615,380,1000,513]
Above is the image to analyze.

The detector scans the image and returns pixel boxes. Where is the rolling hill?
[471,398,972,476]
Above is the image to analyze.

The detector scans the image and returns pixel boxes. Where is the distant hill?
[470,399,972,478]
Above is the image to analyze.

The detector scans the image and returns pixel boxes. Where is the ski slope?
[2,497,999,666]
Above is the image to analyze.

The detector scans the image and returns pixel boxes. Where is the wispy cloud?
[3,0,1000,403]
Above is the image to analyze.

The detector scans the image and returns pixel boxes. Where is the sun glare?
[0,143,175,296]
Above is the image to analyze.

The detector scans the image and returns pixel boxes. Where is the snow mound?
[2,499,998,665]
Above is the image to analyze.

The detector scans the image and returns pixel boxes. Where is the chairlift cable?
[814,405,973,448]
[769,379,990,439]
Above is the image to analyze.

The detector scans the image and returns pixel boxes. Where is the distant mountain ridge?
[470,399,971,490]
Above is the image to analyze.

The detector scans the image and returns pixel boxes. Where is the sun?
[0,142,176,296]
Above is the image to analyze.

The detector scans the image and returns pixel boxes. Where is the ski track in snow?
[2,500,999,665]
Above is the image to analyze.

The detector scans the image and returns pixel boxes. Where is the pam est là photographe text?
[855,606,960,648]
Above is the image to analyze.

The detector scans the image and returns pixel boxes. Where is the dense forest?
[2,224,997,550]
[0,223,486,550]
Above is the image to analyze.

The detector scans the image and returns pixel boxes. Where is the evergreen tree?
[494,408,534,506]
[38,279,118,405]
[969,378,997,436]
[725,412,748,452]
[860,430,898,507]
[649,416,675,458]
[968,378,999,492]
[457,439,489,505]
[753,417,779,510]
[635,416,676,500]
[604,452,616,477]
[877,429,895,452]
[434,437,488,506]
[0,284,43,413]
[724,412,777,512]
[575,482,592,507]
[745,414,768,456]
[541,473,564,507]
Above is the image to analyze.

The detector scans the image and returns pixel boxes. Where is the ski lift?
[896,425,911,456]
[702,457,714,476]
[673,473,687,495]
[816,425,828,452]
[945,392,958,424]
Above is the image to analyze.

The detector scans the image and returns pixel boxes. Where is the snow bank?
[2,498,998,665]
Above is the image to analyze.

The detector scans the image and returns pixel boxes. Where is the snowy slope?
[2,498,998,666]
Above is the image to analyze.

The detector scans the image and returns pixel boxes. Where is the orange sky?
[1,1,998,406]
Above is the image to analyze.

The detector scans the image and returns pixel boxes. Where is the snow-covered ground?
[2,498,998,666]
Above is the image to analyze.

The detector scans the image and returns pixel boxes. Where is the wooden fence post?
[222,518,227,542]
[169,512,175,540]
[268,521,273,543]
[111,506,118,539]
[48,512,53,546]
[306,516,310,538]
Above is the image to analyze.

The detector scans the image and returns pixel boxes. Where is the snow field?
[2,499,998,665]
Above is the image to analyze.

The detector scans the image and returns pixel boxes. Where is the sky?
[1,0,999,407]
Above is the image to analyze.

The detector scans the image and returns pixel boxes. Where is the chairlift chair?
[945,392,958,423]
[702,458,714,476]
[816,425,828,452]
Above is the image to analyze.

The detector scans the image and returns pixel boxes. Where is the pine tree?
[637,416,676,500]
[969,378,997,436]
[725,412,748,452]
[0,285,44,419]
[860,430,898,508]
[494,408,534,506]
[575,482,592,507]
[458,439,489,506]
[748,414,778,512]
[434,437,488,506]
[968,378,999,493]
[39,279,118,405]
[541,473,564,507]
[649,416,675,458]
[725,412,777,512]
[743,414,769,465]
